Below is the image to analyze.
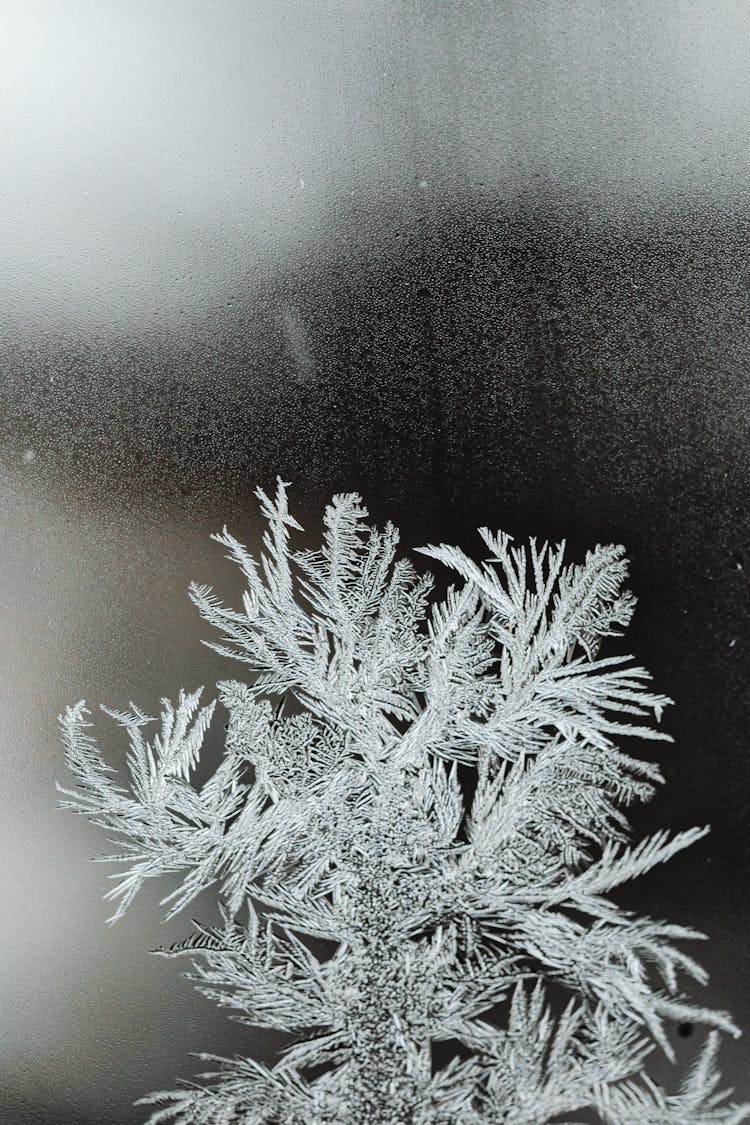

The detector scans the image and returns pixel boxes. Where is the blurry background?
[1,1,749,1120]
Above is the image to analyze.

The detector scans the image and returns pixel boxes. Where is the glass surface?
[1,3,748,1120]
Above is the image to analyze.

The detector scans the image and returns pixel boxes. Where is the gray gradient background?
[1,1,749,1120]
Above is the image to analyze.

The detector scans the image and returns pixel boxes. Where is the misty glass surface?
[1,2,749,1121]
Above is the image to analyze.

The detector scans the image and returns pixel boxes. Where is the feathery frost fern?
[59,480,748,1124]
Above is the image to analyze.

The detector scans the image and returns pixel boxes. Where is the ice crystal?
[59,480,748,1124]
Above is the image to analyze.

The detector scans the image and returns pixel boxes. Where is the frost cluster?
[60,481,748,1124]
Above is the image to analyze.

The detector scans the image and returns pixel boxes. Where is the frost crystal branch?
[59,480,748,1124]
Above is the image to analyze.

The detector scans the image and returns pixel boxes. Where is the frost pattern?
[59,480,748,1124]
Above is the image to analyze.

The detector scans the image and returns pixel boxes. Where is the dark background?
[1,2,748,1120]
